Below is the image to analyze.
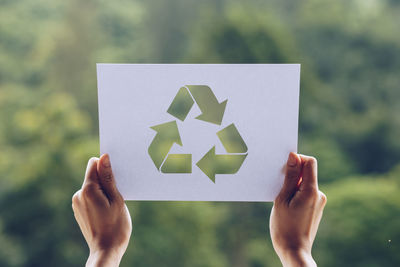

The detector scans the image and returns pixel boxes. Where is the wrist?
[86,248,124,267]
[278,248,316,267]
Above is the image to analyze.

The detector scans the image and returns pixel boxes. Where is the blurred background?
[0,0,399,266]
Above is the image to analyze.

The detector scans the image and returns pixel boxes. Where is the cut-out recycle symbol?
[148,85,248,183]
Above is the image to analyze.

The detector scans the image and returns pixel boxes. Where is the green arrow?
[217,123,248,153]
[148,120,182,169]
[186,85,227,125]
[161,154,192,173]
[196,146,247,183]
[167,87,195,121]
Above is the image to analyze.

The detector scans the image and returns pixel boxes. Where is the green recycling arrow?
[149,85,248,182]
[167,87,194,121]
[167,85,227,125]
[186,85,227,125]
[148,120,191,173]
[217,123,248,153]
[161,154,192,173]
[196,146,247,183]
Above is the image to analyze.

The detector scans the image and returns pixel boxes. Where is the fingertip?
[89,156,99,162]
[97,154,121,202]
[302,156,318,176]
[298,155,319,190]
[83,157,99,187]
[98,153,111,170]
[287,152,300,167]
[97,154,113,182]
[278,153,302,201]
[285,153,301,179]
[98,154,114,180]
[298,154,317,166]
[85,157,98,175]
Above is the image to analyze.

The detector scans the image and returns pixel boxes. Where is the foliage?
[0,0,399,266]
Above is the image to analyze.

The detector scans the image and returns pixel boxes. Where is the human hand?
[270,153,327,267]
[72,154,132,267]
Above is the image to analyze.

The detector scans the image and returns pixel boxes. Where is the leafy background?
[0,0,399,266]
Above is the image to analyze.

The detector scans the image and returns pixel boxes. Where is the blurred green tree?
[0,0,399,266]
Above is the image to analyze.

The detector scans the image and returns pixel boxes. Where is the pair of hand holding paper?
[72,152,326,267]
[79,64,322,266]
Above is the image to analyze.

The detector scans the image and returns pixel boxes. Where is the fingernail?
[102,154,111,168]
[287,153,297,167]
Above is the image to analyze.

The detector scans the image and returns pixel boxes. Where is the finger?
[277,152,302,202]
[310,192,327,240]
[72,191,81,210]
[298,155,318,191]
[82,157,99,188]
[71,190,90,240]
[82,182,108,205]
[81,158,109,205]
[97,154,122,203]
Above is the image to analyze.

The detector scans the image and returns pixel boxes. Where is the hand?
[72,154,132,267]
[270,153,327,267]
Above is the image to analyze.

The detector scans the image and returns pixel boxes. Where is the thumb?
[97,154,122,203]
[277,152,302,202]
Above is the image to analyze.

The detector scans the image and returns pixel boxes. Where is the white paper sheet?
[97,64,300,202]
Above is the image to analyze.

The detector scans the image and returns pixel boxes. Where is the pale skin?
[72,152,326,267]
[270,152,327,267]
[72,154,132,267]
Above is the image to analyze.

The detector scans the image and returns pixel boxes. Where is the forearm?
[86,249,124,267]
